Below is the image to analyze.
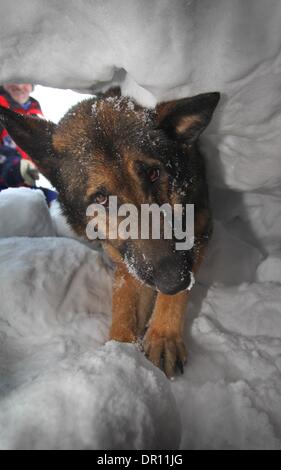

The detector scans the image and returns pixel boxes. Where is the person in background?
[0,83,57,205]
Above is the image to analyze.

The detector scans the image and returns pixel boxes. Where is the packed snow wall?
[1,0,281,196]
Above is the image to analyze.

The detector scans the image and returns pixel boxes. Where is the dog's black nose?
[154,256,192,295]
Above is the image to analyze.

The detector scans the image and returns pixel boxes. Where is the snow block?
[0,187,56,238]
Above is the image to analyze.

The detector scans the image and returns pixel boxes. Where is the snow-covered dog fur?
[0,87,219,377]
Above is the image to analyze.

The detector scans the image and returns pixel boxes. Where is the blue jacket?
[0,149,23,190]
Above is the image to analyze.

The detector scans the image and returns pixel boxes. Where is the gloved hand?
[20,159,40,186]
[0,154,7,164]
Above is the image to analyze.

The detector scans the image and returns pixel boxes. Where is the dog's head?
[0,88,219,294]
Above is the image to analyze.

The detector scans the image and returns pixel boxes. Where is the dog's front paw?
[143,328,187,378]
[110,324,137,344]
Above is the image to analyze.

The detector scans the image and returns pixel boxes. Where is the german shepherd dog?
[0,88,219,377]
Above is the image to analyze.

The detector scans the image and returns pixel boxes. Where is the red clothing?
[0,87,43,161]
[0,88,57,204]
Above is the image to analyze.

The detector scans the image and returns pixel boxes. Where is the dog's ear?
[156,92,220,143]
[0,106,57,177]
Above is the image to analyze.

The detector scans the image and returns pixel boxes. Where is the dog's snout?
[153,256,192,295]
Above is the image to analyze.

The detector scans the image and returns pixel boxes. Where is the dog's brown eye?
[93,192,108,205]
[147,167,160,183]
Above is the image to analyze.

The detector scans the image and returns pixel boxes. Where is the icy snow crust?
[0,0,281,450]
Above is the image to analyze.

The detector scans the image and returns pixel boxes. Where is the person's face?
[3,83,33,105]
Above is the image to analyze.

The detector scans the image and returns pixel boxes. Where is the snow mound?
[0,237,112,338]
[256,256,281,284]
[0,341,180,450]
[173,282,281,450]
[0,234,179,449]
[0,188,55,238]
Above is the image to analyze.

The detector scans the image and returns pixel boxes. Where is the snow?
[0,188,55,238]
[0,0,281,450]
[0,338,180,450]
[1,0,281,193]
[175,282,281,450]
[256,256,281,284]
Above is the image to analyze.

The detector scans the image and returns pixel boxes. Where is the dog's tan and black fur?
[0,88,219,377]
